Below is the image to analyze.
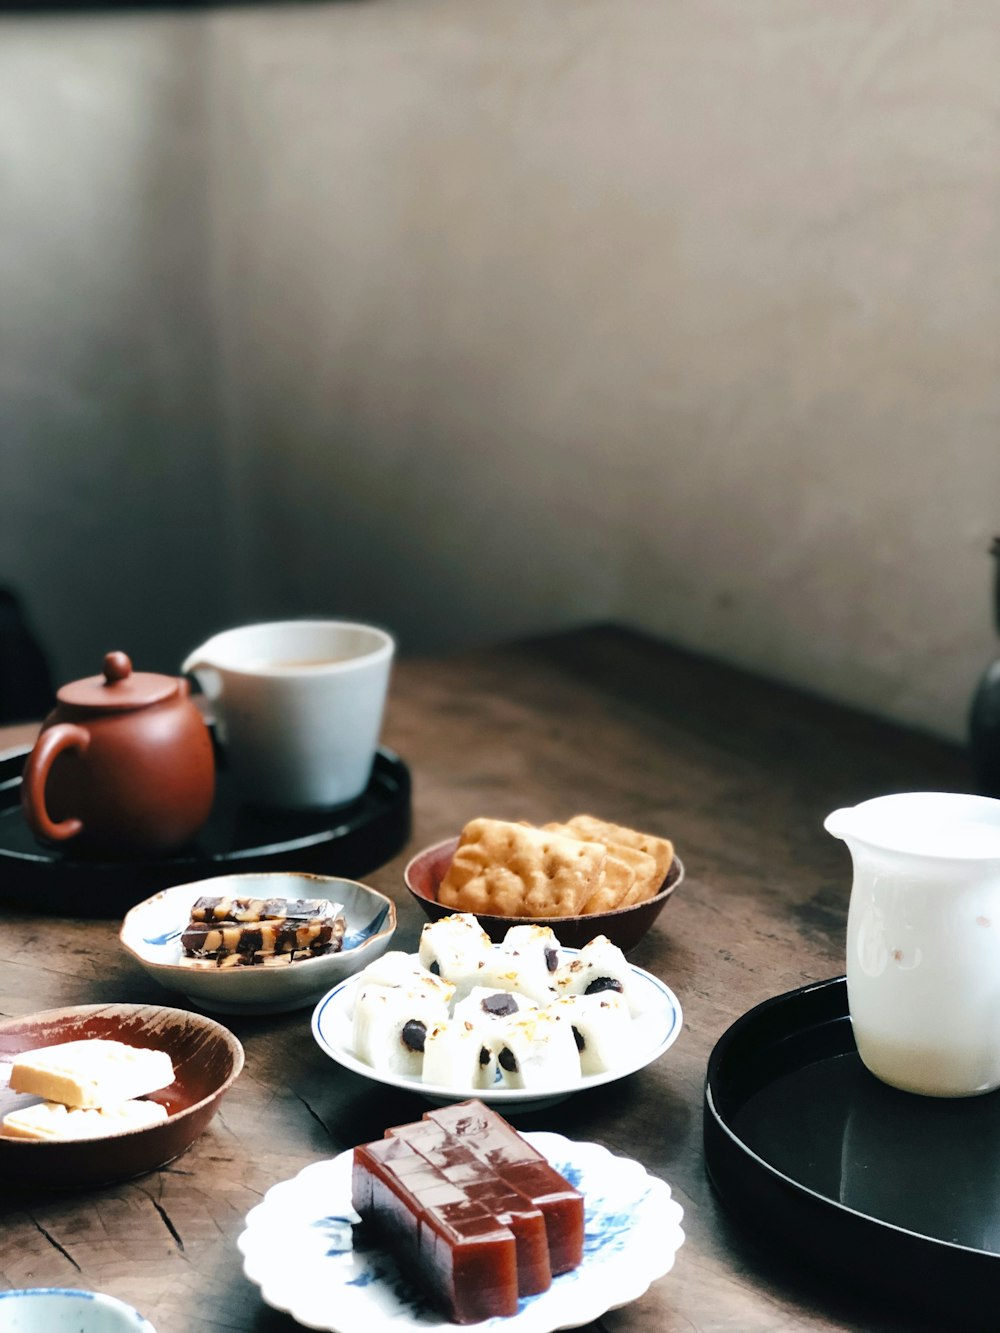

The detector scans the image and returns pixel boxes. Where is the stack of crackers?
[437,815,674,918]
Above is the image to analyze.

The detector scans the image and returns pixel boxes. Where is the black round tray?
[704,976,1000,1329]
[0,740,411,917]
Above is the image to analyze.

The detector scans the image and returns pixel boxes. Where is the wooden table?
[0,627,972,1332]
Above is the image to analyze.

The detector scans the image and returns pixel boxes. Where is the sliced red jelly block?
[424,1101,584,1275]
[427,1198,519,1321]
[499,1160,584,1274]
[389,1119,551,1296]
[353,1138,519,1323]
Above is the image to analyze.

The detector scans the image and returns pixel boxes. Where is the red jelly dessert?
[425,1101,585,1274]
[353,1136,518,1323]
[388,1117,551,1297]
[352,1100,584,1323]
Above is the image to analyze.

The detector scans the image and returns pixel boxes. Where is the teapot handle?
[21,723,90,842]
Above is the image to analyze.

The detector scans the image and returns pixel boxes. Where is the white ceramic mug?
[826,791,1000,1098]
[182,620,394,810]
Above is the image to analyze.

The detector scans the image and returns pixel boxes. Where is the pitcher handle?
[21,723,90,842]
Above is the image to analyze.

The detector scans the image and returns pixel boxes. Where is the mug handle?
[21,723,90,842]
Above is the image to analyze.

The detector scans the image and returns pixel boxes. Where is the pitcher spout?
[824,807,855,841]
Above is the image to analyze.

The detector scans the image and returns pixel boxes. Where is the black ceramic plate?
[0,740,410,918]
[704,976,1000,1328]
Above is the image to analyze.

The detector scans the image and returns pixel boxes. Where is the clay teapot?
[21,651,215,856]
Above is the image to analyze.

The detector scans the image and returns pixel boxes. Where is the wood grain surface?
[0,627,972,1332]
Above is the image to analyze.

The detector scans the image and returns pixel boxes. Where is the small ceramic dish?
[312,953,682,1111]
[405,837,684,951]
[119,872,396,1015]
[0,1002,243,1189]
[0,1288,156,1332]
[238,1131,685,1333]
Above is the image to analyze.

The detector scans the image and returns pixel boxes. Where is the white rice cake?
[9,1040,175,1109]
[352,984,451,1077]
[501,924,562,972]
[554,936,638,1014]
[484,924,563,1005]
[551,991,633,1075]
[492,1008,581,1090]
[453,986,538,1026]
[347,952,455,1017]
[1,1097,168,1141]
[418,914,494,1001]
[421,1018,497,1090]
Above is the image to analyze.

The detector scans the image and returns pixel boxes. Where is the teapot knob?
[103,651,133,684]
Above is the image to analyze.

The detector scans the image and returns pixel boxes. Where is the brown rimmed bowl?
[0,1002,244,1189]
[404,837,684,952]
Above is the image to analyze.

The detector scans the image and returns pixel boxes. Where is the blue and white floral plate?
[237,1132,684,1332]
[311,956,682,1110]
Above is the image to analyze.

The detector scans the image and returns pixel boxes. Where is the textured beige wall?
[2,3,998,739]
[0,14,230,682]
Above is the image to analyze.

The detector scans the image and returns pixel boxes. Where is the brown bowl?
[0,1002,244,1189]
[404,837,684,952]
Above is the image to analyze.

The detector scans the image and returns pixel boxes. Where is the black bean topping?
[584,976,624,996]
[498,1047,518,1073]
[545,947,558,973]
[480,993,518,1017]
[401,1020,427,1052]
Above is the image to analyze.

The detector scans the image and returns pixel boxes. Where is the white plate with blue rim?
[238,1130,684,1333]
[0,1288,156,1332]
[311,952,682,1110]
[119,873,396,1015]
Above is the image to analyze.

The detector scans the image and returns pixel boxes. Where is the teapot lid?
[56,652,180,712]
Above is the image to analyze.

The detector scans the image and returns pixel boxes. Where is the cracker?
[565,815,673,892]
[542,822,634,912]
[438,818,605,918]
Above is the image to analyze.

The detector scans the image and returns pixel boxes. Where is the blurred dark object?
[969,537,1000,797]
[0,589,55,724]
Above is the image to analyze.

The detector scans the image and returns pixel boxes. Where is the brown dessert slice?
[352,1135,519,1324]
[180,896,345,966]
[353,1101,584,1322]
[424,1100,584,1275]
[388,1117,552,1297]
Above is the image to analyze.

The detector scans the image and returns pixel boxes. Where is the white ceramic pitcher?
[826,791,1000,1098]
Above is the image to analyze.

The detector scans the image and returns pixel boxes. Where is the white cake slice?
[501,923,562,967]
[554,936,638,1014]
[352,984,451,1077]
[9,1040,175,1109]
[421,1018,497,1090]
[418,914,494,1001]
[477,952,558,1006]
[1,1097,168,1141]
[492,1007,582,1089]
[346,952,455,1017]
[550,991,633,1075]
[453,986,538,1026]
